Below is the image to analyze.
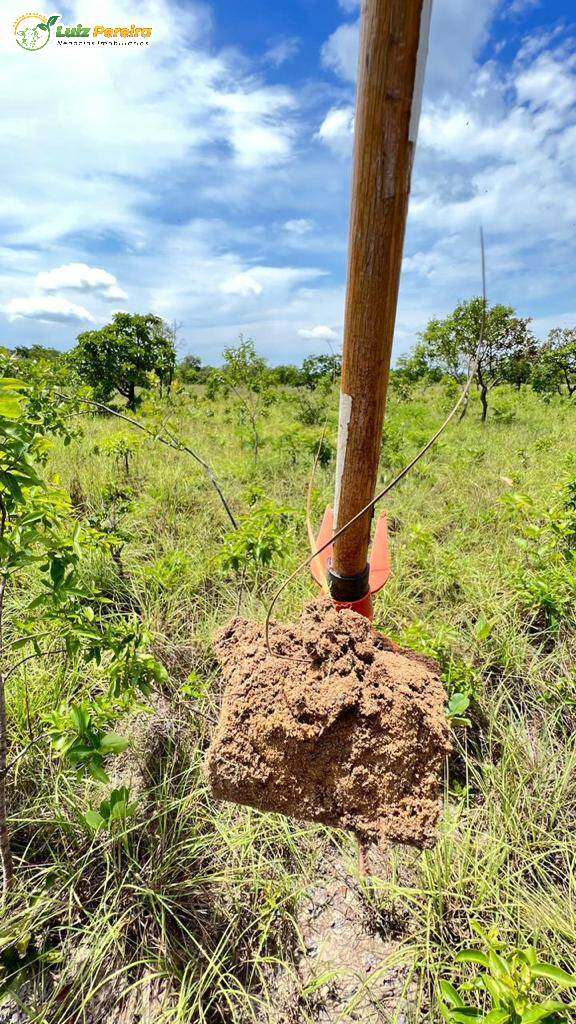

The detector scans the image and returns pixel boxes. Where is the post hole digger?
[205,0,475,850]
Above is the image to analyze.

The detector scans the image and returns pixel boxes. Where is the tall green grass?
[1,381,575,1021]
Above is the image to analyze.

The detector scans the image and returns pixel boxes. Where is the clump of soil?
[205,599,452,849]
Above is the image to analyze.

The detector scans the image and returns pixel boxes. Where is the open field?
[1,376,575,1022]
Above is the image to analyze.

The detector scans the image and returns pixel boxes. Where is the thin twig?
[4,734,47,777]
[0,493,14,890]
[3,647,66,687]
[54,392,238,530]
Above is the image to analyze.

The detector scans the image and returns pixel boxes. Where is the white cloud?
[532,309,576,338]
[509,0,542,14]
[516,51,576,110]
[213,87,296,168]
[516,27,564,63]
[312,0,576,356]
[1,0,574,361]
[412,43,576,243]
[298,325,338,341]
[321,22,359,82]
[264,36,301,68]
[219,265,327,299]
[104,285,130,301]
[2,296,96,324]
[320,0,501,98]
[284,219,314,234]
[0,0,299,249]
[426,0,500,97]
[316,106,355,154]
[35,262,128,300]
[220,273,263,297]
[393,33,576,348]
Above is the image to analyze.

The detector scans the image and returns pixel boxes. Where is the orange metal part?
[333,591,375,621]
[310,507,391,619]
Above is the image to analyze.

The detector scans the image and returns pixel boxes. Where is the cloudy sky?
[1,0,575,363]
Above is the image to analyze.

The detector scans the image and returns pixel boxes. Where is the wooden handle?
[332,0,432,579]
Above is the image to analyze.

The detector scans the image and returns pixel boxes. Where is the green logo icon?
[14,13,60,51]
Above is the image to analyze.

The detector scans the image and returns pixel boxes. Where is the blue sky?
[1,0,575,364]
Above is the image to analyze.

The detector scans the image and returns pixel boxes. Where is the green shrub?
[217,500,295,573]
[440,922,576,1024]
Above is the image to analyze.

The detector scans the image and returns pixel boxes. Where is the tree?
[12,344,62,364]
[4,345,72,392]
[271,364,304,387]
[178,354,203,384]
[532,328,576,399]
[176,355,214,385]
[420,298,536,421]
[207,337,274,460]
[300,353,342,390]
[72,313,176,410]
[392,341,443,395]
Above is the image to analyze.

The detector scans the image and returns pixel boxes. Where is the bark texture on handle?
[332,0,432,579]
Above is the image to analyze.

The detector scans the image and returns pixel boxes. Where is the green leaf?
[99,733,129,756]
[67,744,95,763]
[37,22,49,30]
[39,950,64,965]
[47,15,59,26]
[50,558,66,588]
[69,705,88,735]
[477,974,509,1004]
[109,800,128,821]
[303,970,341,996]
[440,981,465,1008]
[456,951,490,968]
[84,810,105,830]
[17,932,31,957]
[470,922,492,943]
[448,693,470,718]
[109,786,129,807]
[522,1002,570,1023]
[484,1010,510,1024]
[88,762,109,784]
[0,394,23,419]
[98,800,111,820]
[531,964,576,987]
[10,637,30,651]
[518,948,539,968]
[0,472,23,502]
[474,615,493,641]
[488,949,511,979]
[446,1010,484,1024]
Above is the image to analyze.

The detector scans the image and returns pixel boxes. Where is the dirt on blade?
[205,599,452,849]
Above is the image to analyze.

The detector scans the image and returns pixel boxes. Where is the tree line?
[6,300,575,420]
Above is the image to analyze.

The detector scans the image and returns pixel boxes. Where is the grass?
[1,379,575,1022]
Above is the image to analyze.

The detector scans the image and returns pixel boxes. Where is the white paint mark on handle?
[409,0,433,144]
[334,391,352,529]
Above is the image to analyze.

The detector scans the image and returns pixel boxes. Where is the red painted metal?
[333,591,375,620]
[310,507,391,618]
[310,506,336,590]
[367,510,392,594]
